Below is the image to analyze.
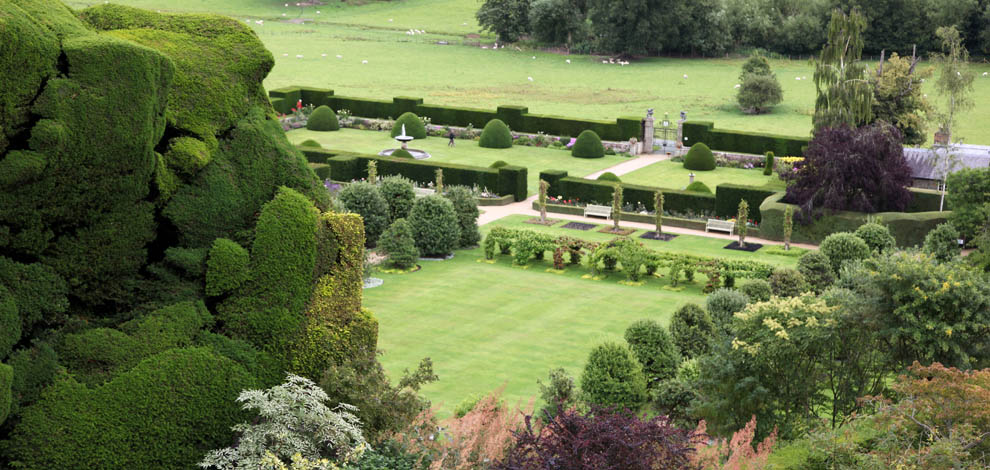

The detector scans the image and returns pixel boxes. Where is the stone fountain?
[379,124,432,160]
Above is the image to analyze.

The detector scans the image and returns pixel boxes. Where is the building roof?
[903,144,990,180]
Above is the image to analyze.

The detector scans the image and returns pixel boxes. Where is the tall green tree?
[932,26,975,143]
[813,8,873,130]
[588,0,664,55]
[870,51,933,145]
[476,0,532,42]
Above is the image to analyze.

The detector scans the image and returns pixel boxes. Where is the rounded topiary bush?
[797,251,834,294]
[580,341,648,411]
[854,222,896,254]
[685,181,712,193]
[299,139,322,148]
[769,267,810,297]
[705,288,749,335]
[390,112,427,139]
[820,232,871,274]
[445,186,481,248]
[923,222,961,262]
[390,149,414,159]
[683,143,716,171]
[623,319,681,386]
[739,279,772,303]
[597,172,621,183]
[379,218,419,269]
[571,130,605,158]
[669,303,715,359]
[479,119,513,149]
[205,238,250,297]
[379,175,416,222]
[489,160,509,168]
[408,195,461,257]
[305,105,339,131]
[338,182,390,247]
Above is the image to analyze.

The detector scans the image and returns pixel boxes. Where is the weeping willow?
[813,9,873,130]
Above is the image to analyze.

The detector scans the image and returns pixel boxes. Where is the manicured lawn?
[620,160,786,191]
[70,0,990,144]
[286,128,629,194]
[364,215,797,417]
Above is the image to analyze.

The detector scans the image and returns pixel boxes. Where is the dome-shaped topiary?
[923,222,961,262]
[299,139,322,148]
[479,119,513,149]
[854,222,896,254]
[571,130,605,158]
[390,112,427,139]
[390,149,414,159]
[820,232,871,274]
[685,181,711,193]
[683,142,716,171]
[580,341,648,411]
[597,172,621,183]
[489,160,509,168]
[306,105,339,131]
[408,195,461,257]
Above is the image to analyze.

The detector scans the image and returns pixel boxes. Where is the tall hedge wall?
[759,192,949,246]
[714,184,778,223]
[270,87,642,141]
[683,121,809,157]
[548,176,717,216]
[308,148,529,200]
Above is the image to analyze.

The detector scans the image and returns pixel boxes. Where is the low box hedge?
[714,184,778,223]
[759,192,949,247]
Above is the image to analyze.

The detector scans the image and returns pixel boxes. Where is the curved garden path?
[478,153,819,250]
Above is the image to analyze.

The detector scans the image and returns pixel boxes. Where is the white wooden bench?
[706,219,735,234]
[413,187,435,198]
[584,204,612,219]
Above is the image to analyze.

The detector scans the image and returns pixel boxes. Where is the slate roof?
[903,144,990,180]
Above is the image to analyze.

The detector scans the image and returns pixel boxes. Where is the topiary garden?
[571,130,605,158]
[479,119,513,149]
[305,105,340,131]
[683,142,716,171]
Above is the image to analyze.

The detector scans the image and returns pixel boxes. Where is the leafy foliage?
[624,319,681,387]
[923,222,962,262]
[479,119,513,149]
[813,8,872,129]
[738,73,782,114]
[379,218,419,269]
[706,288,749,336]
[783,122,913,216]
[378,175,416,222]
[580,341,648,411]
[571,130,605,158]
[306,105,340,131]
[496,407,695,470]
[536,367,577,419]
[692,417,777,470]
[338,182,389,247]
[946,167,990,239]
[739,279,772,303]
[476,0,532,42]
[854,222,896,254]
[205,238,250,297]
[820,232,871,274]
[408,195,460,257]
[796,251,834,294]
[683,142,716,171]
[670,303,716,359]
[769,267,810,298]
[445,186,481,247]
[201,374,368,469]
[870,52,933,145]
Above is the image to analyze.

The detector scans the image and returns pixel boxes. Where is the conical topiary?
[306,105,339,131]
[479,119,513,149]
[379,218,419,269]
[683,142,715,171]
[390,112,427,139]
[571,130,605,158]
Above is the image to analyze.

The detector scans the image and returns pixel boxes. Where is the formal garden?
[3,0,990,469]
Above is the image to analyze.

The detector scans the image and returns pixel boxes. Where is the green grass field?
[287,128,629,194]
[70,0,990,144]
[364,215,797,416]
[619,160,786,191]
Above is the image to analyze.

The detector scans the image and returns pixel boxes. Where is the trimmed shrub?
[479,119,513,149]
[769,267,810,297]
[715,184,777,223]
[706,288,749,335]
[685,181,712,193]
[571,129,605,158]
[820,232,871,274]
[497,165,528,202]
[580,341,648,411]
[305,105,339,131]
[390,148,414,159]
[597,172,622,183]
[683,143,716,171]
[379,219,419,269]
[923,222,962,262]
[739,279,772,303]
[6,347,256,470]
[205,238,250,297]
[854,222,896,254]
[669,304,715,359]
[763,151,774,175]
[408,195,461,257]
[797,251,834,293]
[338,182,390,247]
[379,175,416,222]
[390,112,427,139]
[299,139,322,148]
[624,320,681,386]
[445,186,481,247]
[489,160,509,168]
